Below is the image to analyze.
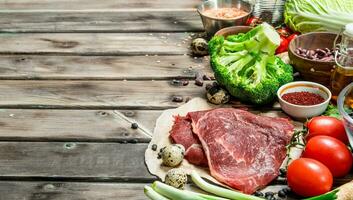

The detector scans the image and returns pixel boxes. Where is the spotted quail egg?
[206,84,230,105]
[161,144,185,167]
[164,168,188,189]
[191,38,208,56]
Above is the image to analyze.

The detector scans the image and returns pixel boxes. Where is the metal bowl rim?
[197,0,253,22]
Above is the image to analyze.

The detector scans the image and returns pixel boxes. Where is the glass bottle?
[331,23,353,100]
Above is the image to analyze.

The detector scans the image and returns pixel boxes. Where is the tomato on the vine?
[287,158,333,197]
[302,135,352,177]
[275,36,289,54]
[306,116,348,144]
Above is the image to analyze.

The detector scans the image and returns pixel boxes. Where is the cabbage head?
[284,0,353,33]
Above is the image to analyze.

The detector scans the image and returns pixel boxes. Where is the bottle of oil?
[331,23,353,100]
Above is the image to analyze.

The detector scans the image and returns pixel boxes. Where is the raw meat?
[184,144,208,166]
[189,108,294,194]
[169,115,200,150]
[169,113,208,166]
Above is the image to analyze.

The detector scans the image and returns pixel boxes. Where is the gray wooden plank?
[0,182,302,200]
[0,109,295,142]
[0,182,147,200]
[0,142,154,181]
[0,55,210,80]
[0,11,203,33]
[0,109,161,142]
[0,80,206,109]
[0,33,199,55]
[0,0,200,10]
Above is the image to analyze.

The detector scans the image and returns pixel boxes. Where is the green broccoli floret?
[209,23,294,105]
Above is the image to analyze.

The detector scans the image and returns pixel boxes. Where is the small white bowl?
[277,81,331,119]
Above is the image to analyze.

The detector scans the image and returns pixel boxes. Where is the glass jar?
[331,23,353,100]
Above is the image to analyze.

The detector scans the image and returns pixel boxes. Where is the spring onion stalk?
[191,171,264,200]
[303,180,353,200]
[144,185,170,200]
[303,189,338,200]
[152,181,228,200]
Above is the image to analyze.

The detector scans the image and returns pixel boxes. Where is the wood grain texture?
[0,11,203,33]
[0,109,293,142]
[0,142,154,181]
[0,33,199,55]
[0,182,147,200]
[0,80,206,109]
[0,182,300,200]
[0,109,161,142]
[0,0,200,10]
[0,55,210,80]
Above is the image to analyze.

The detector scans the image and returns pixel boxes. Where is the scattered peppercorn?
[131,122,139,129]
[279,168,287,177]
[172,95,184,102]
[265,191,274,198]
[282,187,291,194]
[253,191,264,197]
[278,190,287,198]
[151,144,158,151]
[270,196,277,200]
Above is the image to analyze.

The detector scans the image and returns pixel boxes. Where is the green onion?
[152,181,228,200]
[303,189,338,200]
[144,185,170,200]
[191,171,264,200]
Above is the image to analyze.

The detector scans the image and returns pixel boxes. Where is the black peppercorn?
[131,122,139,129]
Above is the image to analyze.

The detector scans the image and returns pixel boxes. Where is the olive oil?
[331,65,353,101]
[331,23,353,100]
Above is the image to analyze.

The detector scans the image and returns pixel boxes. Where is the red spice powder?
[282,91,325,106]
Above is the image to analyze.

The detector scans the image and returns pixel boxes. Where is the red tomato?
[287,158,333,197]
[306,116,348,144]
[275,36,289,54]
[302,135,352,177]
[245,17,262,27]
[287,33,298,44]
[276,27,292,37]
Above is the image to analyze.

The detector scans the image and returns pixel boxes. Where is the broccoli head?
[209,23,293,105]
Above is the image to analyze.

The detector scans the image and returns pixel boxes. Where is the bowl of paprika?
[277,81,331,119]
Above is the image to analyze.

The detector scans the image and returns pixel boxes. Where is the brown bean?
[316,49,326,57]
[295,49,301,55]
[203,74,212,80]
[182,80,189,86]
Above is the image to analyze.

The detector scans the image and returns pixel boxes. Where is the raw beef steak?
[169,115,208,166]
[169,115,200,150]
[189,108,294,194]
[184,144,208,167]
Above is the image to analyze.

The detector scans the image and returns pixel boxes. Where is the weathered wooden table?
[0,1,351,199]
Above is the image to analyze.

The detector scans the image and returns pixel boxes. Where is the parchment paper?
[145,97,303,186]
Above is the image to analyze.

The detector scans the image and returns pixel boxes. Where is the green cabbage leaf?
[284,0,353,33]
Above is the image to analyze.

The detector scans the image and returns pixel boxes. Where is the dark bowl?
[288,32,339,87]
